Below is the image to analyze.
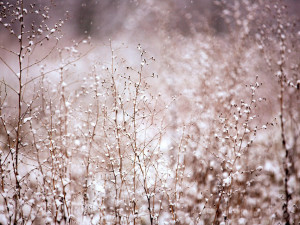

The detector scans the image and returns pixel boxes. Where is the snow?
[223,176,232,187]
[23,117,32,123]
[22,204,31,218]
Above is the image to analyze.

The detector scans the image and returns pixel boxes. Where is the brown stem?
[279,69,290,225]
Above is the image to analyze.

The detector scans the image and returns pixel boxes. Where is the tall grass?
[0,0,299,224]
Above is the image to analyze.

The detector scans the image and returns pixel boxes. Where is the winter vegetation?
[0,0,299,224]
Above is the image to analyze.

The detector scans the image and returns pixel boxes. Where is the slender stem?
[279,67,290,225]
[278,17,290,224]
[14,1,25,223]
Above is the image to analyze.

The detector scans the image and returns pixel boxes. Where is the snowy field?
[0,0,299,224]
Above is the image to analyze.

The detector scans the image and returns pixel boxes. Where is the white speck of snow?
[65,101,71,107]
[71,47,78,53]
[235,164,242,170]
[264,160,280,174]
[92,214,100,224]
[16,175,22,181]
[55,199,62,207]
[23,117,32,123]
[22,204,31,218]
[28,199,35,205]
[95,183,105,193]
[0,214,7,224]
[238,218,247,224]
[256,166,263,171]
[223,176,231,186]
[74,140,80,146]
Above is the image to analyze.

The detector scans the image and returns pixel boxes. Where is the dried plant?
[0,0,299,225]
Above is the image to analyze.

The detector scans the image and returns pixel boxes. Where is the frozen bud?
[223,176,231,187]
[256,166,263,171]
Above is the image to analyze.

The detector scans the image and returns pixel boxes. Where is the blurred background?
[56,0,300,38]
[4,0,299,43]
